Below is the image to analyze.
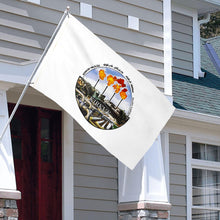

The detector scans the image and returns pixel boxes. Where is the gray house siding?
[74,121,118,220]
[172,11,193,77]
[169,134,187,220]
[0,0,164,90]
[1,0,164,219]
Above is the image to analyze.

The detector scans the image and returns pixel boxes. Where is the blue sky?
[83,67,133,115]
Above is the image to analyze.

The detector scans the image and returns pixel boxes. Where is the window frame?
[188,138,220,219]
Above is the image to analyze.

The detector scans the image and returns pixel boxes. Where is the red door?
[9,105,62,220]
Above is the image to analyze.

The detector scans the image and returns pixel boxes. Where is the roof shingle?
[173,37,220,117]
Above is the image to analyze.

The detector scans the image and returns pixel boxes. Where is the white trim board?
[186,135,192,220]
[164,0,172,96]
[0,61,36,85]
[161,131,170,201]
[174,109,220,125]
[62,112,74,220]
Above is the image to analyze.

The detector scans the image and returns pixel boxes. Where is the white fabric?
[31,14,174,169]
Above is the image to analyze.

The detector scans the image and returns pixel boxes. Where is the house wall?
[0,0,164,90]
[74,121,118,220]
[1,0,165,219]
[172,12,193,77]
[167,114,220,220]
[169,133,187,220]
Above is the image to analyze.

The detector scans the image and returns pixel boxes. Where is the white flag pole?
[0,7,70,142]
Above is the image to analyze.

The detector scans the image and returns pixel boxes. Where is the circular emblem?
[75,65,133,130]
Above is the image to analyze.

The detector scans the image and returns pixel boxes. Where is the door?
[9,104,62,220]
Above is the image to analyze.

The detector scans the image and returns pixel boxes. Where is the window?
[191,142,220,219]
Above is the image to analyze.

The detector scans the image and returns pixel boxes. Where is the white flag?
[31,14,174,169]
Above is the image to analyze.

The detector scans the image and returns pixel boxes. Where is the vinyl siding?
[0,0,164,90]
[172,12,193,77]
[169,134,187,220]
[1,1,164,219]
[74,121,118,220]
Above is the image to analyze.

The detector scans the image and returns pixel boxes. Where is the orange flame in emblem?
[107,75,115,86]
[113,84,121,93]
[120,88,128,100]
[99,69,106,80]
[117,78,126,87]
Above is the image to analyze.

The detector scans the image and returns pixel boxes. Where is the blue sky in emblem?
[83,67,133,115]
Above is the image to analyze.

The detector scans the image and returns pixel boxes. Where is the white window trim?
[186,135,192,220]
[172,3,201,79]
[187,137,220,220]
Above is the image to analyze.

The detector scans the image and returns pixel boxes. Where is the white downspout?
[199,13,211,25]
[196,13,211,78]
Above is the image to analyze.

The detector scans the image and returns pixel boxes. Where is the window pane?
[41,118,50,139]
[193,169,206,206]
[192,142,220,162]
[207,145,220,162]
[193,168,220,208]
[192,142,205,160]
[12,138,22,160]
[41,141,52,162]
[193,169,206,187]
[192,209,220,220]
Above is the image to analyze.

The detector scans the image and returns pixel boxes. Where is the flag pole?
[0,7,70,142]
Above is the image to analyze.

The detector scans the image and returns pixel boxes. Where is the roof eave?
[203,0,220,7]
[173,109,220,126]
[172,0,220,16]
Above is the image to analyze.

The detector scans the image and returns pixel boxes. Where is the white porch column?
[0,84,17,191]
[118,136,171,219]
[62,111,74,220]
[0,83,20,217]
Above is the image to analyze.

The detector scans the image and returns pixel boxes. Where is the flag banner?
[31,13,175,169]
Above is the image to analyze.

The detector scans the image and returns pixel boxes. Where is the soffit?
[172,0,220,15]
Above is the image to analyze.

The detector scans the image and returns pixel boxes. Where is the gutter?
[198,13,211,25]
[203,0,220,6]
[197,13,211,78]
[173,109,220,125]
